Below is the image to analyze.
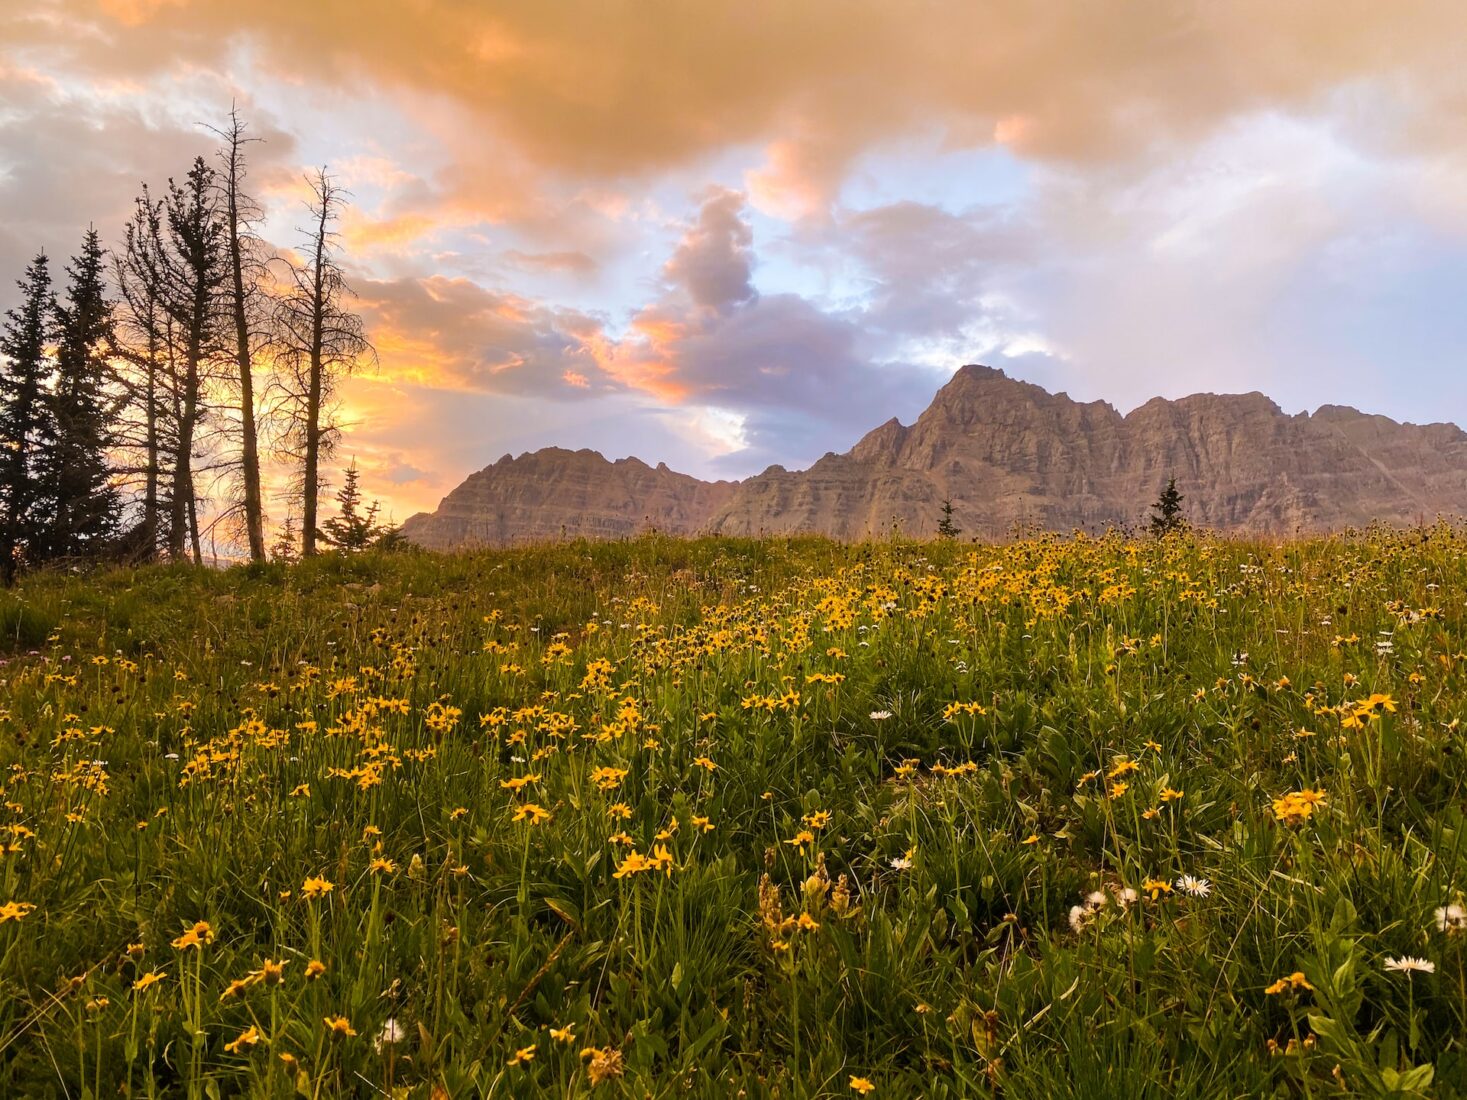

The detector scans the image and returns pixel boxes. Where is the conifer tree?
[319,460,384,552]
[937,499,961,539]
[46,228,120,559]
[1149,477,1186,537]
[270,514,299,563]
[0,253,57,582]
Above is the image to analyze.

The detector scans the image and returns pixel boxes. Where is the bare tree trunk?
[219,110,267,561]
[165,331,187,561]
[143,343,159,553]
[187,471,202,565]
[172,335,201,563]
[301,194,330,558]
[170,431,191,561]
[168,460,188,560]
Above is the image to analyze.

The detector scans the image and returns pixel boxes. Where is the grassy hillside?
[2,530,1466,1097]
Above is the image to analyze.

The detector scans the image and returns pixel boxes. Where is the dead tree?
[273,169,374,556]
[211,107,269,562]
[158,157,228,564]
[112,191,170,559]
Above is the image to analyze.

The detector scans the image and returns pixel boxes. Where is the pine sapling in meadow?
[1150,476,1186,537]
[937,499,961,539]
[318,460,388,552]
[271,514,300,563]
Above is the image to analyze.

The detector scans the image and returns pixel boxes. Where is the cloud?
[837,200,1041,348]
[503,249,599,276]
[600,190,950,467]
[662,186,756,313]
[24,0,1467,217]
[336,190,956,475]
[0,55,300,267]
[746,132,852,221]
[353,274,611,398]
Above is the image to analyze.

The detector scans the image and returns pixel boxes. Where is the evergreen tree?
[270,514,299,563]
[45,228,120,560]
[0,253,57,582]
[937,499,961,539]
[373,523,407,552]
[319,460,384,552]
[1149,477,1186,536]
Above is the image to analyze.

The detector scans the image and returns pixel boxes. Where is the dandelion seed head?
[1435,904,1467,933]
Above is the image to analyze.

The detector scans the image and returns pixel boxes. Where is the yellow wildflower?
[225,1026,261,1053]
[513,802,552,825]
[323,1015,356,1038]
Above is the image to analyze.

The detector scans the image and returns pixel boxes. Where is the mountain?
[397,446,738,548]
[399,366,1467,548]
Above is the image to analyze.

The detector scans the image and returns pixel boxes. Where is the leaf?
[1395,1062,1435,1094]
[1306,1013,1350,1056]
[544,896,580,929]
[1330,897,1358,935]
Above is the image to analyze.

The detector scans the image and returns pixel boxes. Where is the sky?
[4,1,1467,525]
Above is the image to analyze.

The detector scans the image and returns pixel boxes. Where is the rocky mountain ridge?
[400,365,1467,548]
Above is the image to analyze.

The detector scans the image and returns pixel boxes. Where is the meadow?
[1,529,1465,1097]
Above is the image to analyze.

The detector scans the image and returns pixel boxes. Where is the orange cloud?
[96,0,185,26]
[353,274,614,396]
[40,0,1467,205]
[341,210,443,254]
[746,135,848,221]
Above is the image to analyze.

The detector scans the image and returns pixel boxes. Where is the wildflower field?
[3,530,1467,1097]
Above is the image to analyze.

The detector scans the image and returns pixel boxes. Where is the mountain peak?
[937,363,1012,396]
[952,362,1006,379]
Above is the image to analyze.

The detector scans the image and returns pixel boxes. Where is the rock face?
[399,447,738,548]
[400,366,1467,548]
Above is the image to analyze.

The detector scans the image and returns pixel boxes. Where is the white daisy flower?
[1176,874,1212,898]
[1383,956,1436,975]
[869,710,893,721]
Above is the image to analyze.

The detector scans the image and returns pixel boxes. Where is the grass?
[1,528,1466,1096]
